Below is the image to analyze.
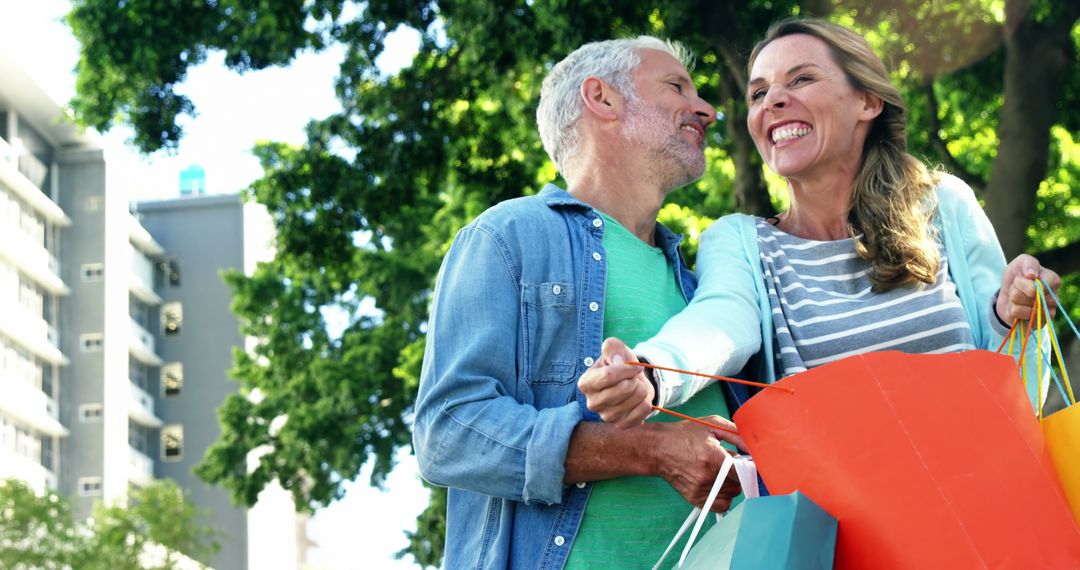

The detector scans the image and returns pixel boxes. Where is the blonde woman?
[579,17,1061,428]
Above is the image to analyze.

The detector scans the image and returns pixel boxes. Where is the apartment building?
[134,193,310,570]
[0,50,308,569]
[0,47,82,498]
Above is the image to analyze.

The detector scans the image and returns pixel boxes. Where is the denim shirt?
[413,184,696,569]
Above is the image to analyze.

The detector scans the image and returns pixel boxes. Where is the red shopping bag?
[733,350,1080,569]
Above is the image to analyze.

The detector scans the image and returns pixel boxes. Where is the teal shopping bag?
[681,491,836,570]
[655,455,837,570]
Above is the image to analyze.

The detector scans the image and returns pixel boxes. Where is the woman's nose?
[763,86,787,110]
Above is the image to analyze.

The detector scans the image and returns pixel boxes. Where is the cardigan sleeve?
[634,214,764,409]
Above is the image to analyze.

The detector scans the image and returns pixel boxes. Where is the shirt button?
[589,302,599,312]
[554,536,566,546]
[583,357,595,367]
[552,285,562,295]
[592,218,603,228]
[576,481,586,488]
[592,252,602,261]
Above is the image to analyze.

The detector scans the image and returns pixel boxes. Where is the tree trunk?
[696,0,773,217]
[715,72,772,216]
[1037,240,1080,278]
[985,3,1079,258]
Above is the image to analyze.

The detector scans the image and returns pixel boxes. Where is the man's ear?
[581,76,621,121]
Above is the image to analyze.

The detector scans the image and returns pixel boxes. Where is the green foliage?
[67,0,342,152]
[66,0,1080,567]
[0,479,83,569]
[0,479,218,570]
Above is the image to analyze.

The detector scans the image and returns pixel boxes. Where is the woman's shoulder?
[706,212,759,234]
[933,172,979,210]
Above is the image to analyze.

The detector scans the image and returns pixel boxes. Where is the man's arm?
[413,223,581,505]
[564,415,744,513]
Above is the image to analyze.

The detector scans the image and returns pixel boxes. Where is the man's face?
[622,49,717,190]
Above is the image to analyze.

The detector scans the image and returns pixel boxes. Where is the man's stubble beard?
[622,96,707,192]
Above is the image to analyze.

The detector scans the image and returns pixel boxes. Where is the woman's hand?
[995,254,1061,324]
[578,337,654,428]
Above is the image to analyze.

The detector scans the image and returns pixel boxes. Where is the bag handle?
[652,454,758,570]
[1001,279,1077,418]
[1033,279,1077,416]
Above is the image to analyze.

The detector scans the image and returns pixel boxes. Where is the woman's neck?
[777,177,855,241]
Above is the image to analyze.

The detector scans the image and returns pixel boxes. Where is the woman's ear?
[581,76,621,121]
[859,91,884,121]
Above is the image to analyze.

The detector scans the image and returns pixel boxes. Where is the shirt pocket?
[521,281,578,385]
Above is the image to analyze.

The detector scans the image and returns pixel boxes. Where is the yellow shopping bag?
[1003,279,1080,523]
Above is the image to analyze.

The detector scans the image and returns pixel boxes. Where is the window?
[129,421,148,452]
[80,333,104,352]
[162,302,182,336]
[81,263,104,282]
[158,258,181,287]
[129,359,148,389]
[161,425,183,461]
[162,362,183,397]
[130,297,149,328]
[79,404,103,422]
[78,477,103,496]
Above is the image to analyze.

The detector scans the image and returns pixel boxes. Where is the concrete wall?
[56,147,111,516]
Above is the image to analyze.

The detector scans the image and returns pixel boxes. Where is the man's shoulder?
[471,193,555,226]
[466,185,584,235]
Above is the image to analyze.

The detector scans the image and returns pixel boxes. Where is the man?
[413,36,742,569]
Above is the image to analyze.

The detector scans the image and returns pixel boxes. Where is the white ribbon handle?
[652,454,758,570]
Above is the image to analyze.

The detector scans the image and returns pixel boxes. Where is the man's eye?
[669,82,684,93]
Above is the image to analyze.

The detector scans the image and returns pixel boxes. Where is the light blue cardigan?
[636,174,1047,411]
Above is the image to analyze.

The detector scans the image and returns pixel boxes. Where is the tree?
[0,478,219,569]
[0,480,83,569]
[66,0,1080,566]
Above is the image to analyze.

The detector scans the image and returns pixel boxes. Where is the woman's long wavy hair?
[748,18,940,292]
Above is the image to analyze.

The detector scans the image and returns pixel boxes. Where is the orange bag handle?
[999,279,1076,418]
[1034,279,1076,413]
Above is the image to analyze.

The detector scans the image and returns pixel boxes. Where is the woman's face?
[746,34,880,183]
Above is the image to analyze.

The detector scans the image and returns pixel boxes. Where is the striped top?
[756,218,975,377]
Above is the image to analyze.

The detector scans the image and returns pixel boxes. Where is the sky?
[2,2,431,569]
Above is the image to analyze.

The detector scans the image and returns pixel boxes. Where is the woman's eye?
[792,74,813,86]
[750,89,766,102]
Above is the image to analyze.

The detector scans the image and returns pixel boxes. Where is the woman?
[579,17,1060,427]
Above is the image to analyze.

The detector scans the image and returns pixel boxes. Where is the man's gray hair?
[536,36,693,181]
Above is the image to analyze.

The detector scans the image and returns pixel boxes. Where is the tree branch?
[1035,240,1080,278]
[922,82,985,192]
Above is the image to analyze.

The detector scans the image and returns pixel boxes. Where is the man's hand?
[996,254,1061,324]
[578,337,654,428]
[650,415,744,513]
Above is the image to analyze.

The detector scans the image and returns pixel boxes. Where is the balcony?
[0,222,67,296]
[128,446,155,487]
[128,318,163,366]
[128,245,162,305]
[0,296,66,366]
[0,379,68,438]
[128,214,165,257]
[17,149,47,189]
[0,135,68,226]
[0,446,57,494]
[128,381,163,428]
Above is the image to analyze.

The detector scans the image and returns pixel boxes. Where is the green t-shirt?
[565,213,733,569]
